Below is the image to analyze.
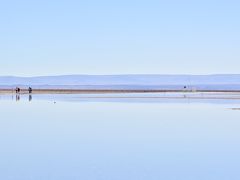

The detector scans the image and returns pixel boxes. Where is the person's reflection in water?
[16,94,20,101]
[29,95,32,102]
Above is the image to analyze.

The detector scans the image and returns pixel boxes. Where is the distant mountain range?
[0,74,240,90]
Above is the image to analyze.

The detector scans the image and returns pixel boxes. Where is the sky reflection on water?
[0,94,240,180]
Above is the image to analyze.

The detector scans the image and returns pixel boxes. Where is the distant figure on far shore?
[28,87,32,94]
[15,87,20,94]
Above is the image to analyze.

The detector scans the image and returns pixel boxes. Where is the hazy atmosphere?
[1,0,240,76]
[1,1,240,180]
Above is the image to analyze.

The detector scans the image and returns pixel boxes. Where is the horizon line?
[1,73,240,78]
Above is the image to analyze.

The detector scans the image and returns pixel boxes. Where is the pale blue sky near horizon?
[0,0,239,76]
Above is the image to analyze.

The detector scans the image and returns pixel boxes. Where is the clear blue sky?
[0,0,239,76]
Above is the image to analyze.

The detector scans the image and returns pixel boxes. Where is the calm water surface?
[0,94,240,180]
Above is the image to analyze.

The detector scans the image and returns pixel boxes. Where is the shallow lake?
[0,93,240,180]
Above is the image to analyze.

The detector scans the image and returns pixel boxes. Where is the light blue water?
[0,94,240,180]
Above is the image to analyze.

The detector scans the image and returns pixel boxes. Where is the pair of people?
[15,87,20,93]
[15,87,32,94]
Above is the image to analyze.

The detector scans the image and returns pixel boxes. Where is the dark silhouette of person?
[16,87,20,94]
[28,87,32,94]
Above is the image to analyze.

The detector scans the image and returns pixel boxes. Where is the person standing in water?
[28,87,33,102]
[15,87,20,94]
[28,87,32,94]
